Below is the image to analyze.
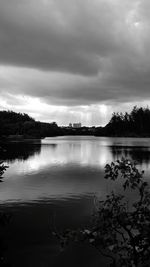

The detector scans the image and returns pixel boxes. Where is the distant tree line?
[0,110,62,139]
[95,106,150,137]
[0,110,96,139]
[61,126,96,136]
[1,107,150,139]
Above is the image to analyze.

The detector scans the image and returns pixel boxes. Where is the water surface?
[1,136,150,266]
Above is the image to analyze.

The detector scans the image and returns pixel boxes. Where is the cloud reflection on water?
[1,136,150,205]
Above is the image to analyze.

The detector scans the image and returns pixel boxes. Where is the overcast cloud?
[0,0,150,125]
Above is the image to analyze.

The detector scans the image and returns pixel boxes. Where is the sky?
[0,0,150,126]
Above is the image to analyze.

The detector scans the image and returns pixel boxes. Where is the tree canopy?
[96,106,150,137]
[0,110,61,138]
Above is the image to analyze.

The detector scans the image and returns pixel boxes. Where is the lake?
[1,136,150,266]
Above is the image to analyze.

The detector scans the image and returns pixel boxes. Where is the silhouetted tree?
[0,110,62,138]
[96,106,150,136]
[55,158,150,267]
[0,161,11,266]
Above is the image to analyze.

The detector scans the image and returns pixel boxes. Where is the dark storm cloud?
[0,0,120,75]
[0,0,150,110]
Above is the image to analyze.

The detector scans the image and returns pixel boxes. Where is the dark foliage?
[0,161,11,266]
[61,126,96,136]
[0,109,97,138]
[54,158,150,267]
[0,110,62,138]
[2,106,150,138]
[0,161,8,181]
[95,106,150,137]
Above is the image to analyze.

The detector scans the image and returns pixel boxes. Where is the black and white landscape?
[1,1,150,267]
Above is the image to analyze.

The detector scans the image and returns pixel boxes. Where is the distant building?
[73,123,82,128]
[69,123,72,128]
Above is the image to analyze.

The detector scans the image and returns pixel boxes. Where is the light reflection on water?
[1,136,150,266]
[1,136,150,205]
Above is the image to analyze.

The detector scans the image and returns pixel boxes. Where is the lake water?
[1,136,150,266]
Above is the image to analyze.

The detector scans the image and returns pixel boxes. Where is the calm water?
[1,136,150,266]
